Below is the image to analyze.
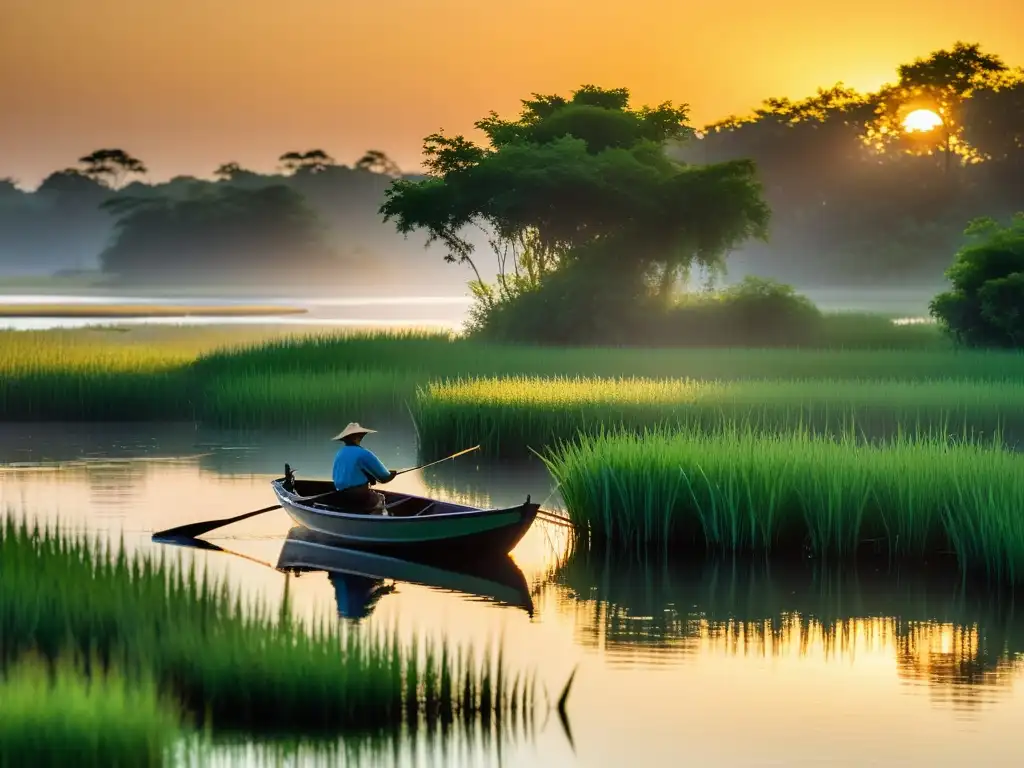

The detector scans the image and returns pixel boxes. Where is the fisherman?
[331,423,397,513]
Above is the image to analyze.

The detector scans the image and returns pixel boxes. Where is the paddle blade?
[151,504,281,540]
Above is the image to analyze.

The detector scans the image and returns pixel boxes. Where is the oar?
[151,446,481,541]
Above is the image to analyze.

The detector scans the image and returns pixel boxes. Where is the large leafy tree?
[930,214,1024,348]
[380,85,769,302]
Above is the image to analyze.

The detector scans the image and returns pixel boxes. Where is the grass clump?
[4,325,1024,425]
[0,656,179,767]
[543,427,1024,582]
[0,518,537,733]
[413,376,1024,457]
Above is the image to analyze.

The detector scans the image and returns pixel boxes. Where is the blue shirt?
[332,445,391,490]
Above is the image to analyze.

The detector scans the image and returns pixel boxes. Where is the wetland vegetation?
[5,39,1024,766]
[0,519,538,734]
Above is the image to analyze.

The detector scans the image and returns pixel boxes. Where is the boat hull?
[276,527,534,614]
[271,479,539,558]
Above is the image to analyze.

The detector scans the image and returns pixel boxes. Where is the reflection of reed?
[548,549,1024,709]
[196,710,536,767]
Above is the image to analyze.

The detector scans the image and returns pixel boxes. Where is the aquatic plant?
[0,519,538,732]
[3,325,1024,425]
[413,375,1024,457]
[543,427,1024,582]
[0,656,179,767]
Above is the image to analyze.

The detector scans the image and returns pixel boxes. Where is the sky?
[2,0,1023,188]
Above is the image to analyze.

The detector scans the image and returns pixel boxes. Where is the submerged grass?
[0,518,537,733]
[413,376,1024,457]
[0,657,179,767]
[544,427,1024,582]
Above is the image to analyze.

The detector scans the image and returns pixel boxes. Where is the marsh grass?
[543,427,1024,582]
[4,326,1024,425]
[0,656,179,767]
[413,376,1024,457]
[0,518,537,733]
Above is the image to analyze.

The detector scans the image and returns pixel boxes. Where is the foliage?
[929,214,1024,347]
[0,519,537,732]
[77,148,148,189]
[380,84,769,304]
[544,427,1024,581]
[411,374,1024,458]
[0,657,179,767]
[279,149,335,174]
[683,43,1024,286]
[99,184,337,284]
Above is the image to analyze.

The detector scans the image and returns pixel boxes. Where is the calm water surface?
[3,423,1024,767]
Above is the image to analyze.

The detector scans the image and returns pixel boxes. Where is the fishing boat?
[271,466,539,558]
[276,526,535,617]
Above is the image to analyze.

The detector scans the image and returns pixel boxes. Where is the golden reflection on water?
[6,442,1024,766]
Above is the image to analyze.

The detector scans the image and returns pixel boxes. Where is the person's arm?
[358,447,395,483]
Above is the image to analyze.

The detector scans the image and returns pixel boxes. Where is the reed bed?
[413,376,1024,457]
[0,656,179,767]
[543,427,1024,582]
[0,519,537,733]
[194,371,424,429]
[4,325,1024,424]
[194,332,1024,382]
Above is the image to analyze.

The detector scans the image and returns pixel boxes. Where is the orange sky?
[2,0,1022,188]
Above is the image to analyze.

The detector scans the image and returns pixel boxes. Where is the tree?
[380,84,768,304]
[77,149,147,188]
[214,162,242,180]
[99,184,337,284]
[355,150,402,177]
[279,150,335,175]
[929,214,1024,348]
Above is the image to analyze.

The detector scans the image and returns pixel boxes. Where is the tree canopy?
[380,84,769,300]
[100,184,338,285]
[929,214,1024,348]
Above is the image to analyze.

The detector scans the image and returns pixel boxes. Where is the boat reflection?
[276,526,535,620]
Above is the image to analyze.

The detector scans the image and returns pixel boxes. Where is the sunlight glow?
[903,108,943,133]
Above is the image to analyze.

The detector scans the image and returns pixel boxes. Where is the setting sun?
[903,108,943,132]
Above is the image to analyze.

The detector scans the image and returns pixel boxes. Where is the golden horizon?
[2,0,1023,186]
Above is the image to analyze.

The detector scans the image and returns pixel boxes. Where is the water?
[0,294,472,331]
[3,423,1024,766]
[0,292,932,332]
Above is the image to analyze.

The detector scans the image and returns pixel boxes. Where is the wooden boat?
[271,468,539,558]
[276,526,535,617]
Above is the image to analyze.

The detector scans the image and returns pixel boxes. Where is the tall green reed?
[0,518,537,732]
[543,426,1024,582]
[413,376,1024,458]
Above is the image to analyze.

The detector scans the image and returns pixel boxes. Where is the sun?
[903,109,943,133]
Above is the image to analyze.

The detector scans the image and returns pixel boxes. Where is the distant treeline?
[676,42,1024,286]
[0,149,458,289]
[1,42,1022,290]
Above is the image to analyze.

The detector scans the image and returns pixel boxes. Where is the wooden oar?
[151,495,324,541]
[151,445,481,541]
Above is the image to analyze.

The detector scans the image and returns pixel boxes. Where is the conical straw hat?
[331,422,377,441]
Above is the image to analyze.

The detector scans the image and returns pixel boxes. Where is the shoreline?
[0,304,308,318]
